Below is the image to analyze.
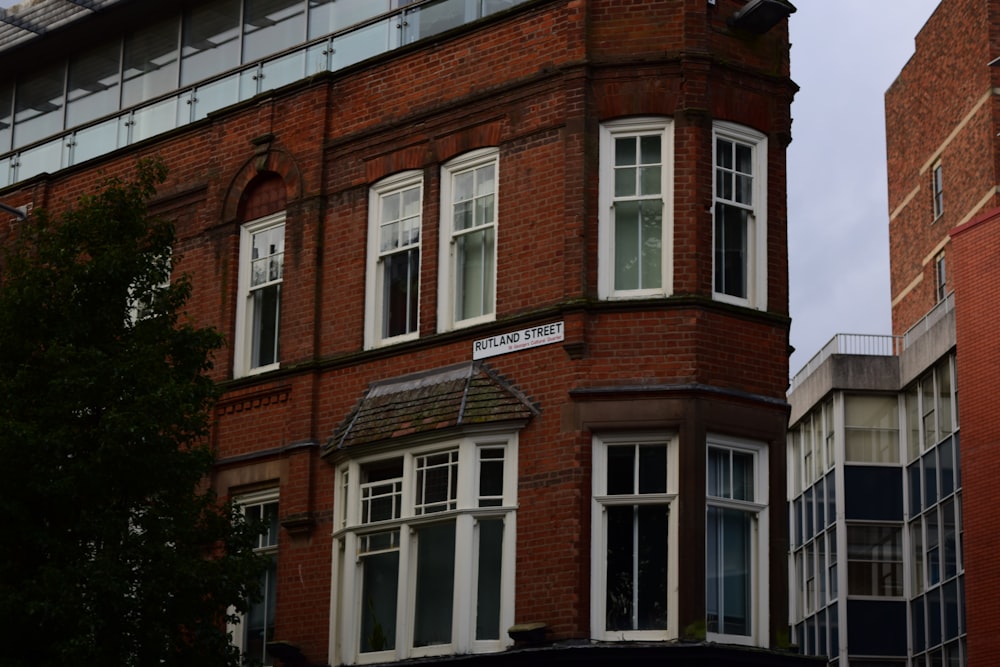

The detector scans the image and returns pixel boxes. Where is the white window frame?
[932,162,944,220]
[234,212,285,378]
[590,433,679,641]
[331,431,517,665]
[365,171,423,349]
[598,118,673,300]
[705,435,768,647]
[230,489,280,666]
[437,148,499,332]
[712,122,767,310]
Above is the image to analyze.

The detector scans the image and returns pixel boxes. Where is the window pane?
[382,248,419,337]
[476,518,504,640]
[939,438,954,497]
[924,450,938,507]
[415,450,458,513]
[378,182,421,339]
[478,448,505,506]
[707,447,729,498]
[937,361,953,435]
[846,524,903,596]
[636,504,668,628]
[607,445,635,495]
[638,444,667,494]
[0,82,11,152]
[14,63,65,149]
[361,459,403,523]
[455,226,494,321]
[313,0,390,36]
[714,202,748,298]
[181,0,241,85]
[606,504,668,631]
[122,19,179,107]
[251,283,281,367]
[942,498,957,580]
[67,42,121,128]
[249,223,284,369]
[411,0,469,42]
[243,0,307,63]
[707,506,751,635]
[413,522,456,646]
[613,200,639,291]
[360,549,399,652]
[640,134,660,164]
[615,136,636,167]
[613,200,661,291]
[245,555,277,665]
[911,517,924,595]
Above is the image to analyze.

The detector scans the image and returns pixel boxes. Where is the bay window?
[598,118,672,299]
[333,433,517,664]
[706,437,768,644]
[591,433,678,640]
[712,122,767,309]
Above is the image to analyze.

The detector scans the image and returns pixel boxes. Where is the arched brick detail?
[222,147,303,222]
[237,173,286,222]
[364,145,429,184]
[433,120,503,164]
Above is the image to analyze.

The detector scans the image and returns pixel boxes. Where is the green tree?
[0,160,267,667]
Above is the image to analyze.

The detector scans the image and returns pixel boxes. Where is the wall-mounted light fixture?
[728,0,797,35]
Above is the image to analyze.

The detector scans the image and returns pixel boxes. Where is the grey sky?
[787,1,942,375]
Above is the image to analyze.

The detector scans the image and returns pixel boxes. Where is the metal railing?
[0,0,529,190]
[902,291,954,350]
[789,333,902,393]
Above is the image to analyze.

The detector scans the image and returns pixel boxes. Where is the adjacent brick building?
[0,1,814,665]
[789,1,1000,666]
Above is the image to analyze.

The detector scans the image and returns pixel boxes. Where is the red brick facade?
[885,0,996,334]
[0,1,803,665]
[951,209,1000,667]
[886,3,1000,666]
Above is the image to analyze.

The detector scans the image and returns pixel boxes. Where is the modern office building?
[0,1,814,665]
[788,1,1000,665]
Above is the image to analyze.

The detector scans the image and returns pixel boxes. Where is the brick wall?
[885,0,998,335]
[951,207,1000,667]
[0,0,795,659]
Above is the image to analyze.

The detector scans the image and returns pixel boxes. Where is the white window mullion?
[338,435,516,663]
[453,513,475,653]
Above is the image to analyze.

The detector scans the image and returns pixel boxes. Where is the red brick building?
[885,2,1000,666]
[0,1,812,665]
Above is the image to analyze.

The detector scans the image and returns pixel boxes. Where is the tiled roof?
[0,0,126,54]
[327,361,538,452]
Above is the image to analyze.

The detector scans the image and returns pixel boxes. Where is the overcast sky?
[0,0,944,376]
[787,1,942,375]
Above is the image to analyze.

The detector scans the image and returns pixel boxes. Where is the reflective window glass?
[181,0,241,86]
[243,0,307,63]
[122,18,180,107]
[67,42,121,128]
[14,63,65,149]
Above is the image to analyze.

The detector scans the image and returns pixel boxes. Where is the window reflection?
[123,19,180,107]
[14,63,65,149]
[67,42,120,128]
[243,0,306,63]
[0,82,11,153]
[182,0,241,86]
